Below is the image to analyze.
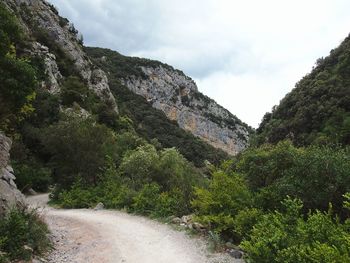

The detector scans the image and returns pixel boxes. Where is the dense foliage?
[256,34,350,147]
[241,197,350,263]
[0,208,50,262]
[43,116,118,188]
[191,141,350,261]
[0,3,37,134]
[236,141,350,214]
[52,122,204,217]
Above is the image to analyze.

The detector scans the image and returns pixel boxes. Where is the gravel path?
[28,194,243,263]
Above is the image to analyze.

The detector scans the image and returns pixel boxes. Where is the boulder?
[192,222,205,231]
[181,215,193,224]
[94,202,104,210]
[171,217,182,224]
[228,249,243,259]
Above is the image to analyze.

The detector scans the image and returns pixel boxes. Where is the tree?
[118,144,159,190]
[43,116,117,188]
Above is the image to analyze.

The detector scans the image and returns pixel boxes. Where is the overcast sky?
[50,0,350,128]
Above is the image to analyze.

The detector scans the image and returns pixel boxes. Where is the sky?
[49,0,350,128]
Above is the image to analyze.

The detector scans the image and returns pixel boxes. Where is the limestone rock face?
[31,42,62,94]
[0,133,26,217]
[121,66,250,155]
[4,0,118,111]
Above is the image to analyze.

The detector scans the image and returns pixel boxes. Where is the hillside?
[0,0,251,168]
[256,35,350,146]
[86,47,252,156]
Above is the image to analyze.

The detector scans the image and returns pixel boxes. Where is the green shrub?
[152,192,177,217]
[59,182,97,208]
[241,197,350,263]
[232,208,263,241]
[43,116,118,188]
[60,76,88,106]
[132,183,161,215]
[13,161,51,192]
[236,141,350,214]
[0,208,50,262]
[94,163,136,209]
[278,145,350,213]
[236,140,299,190]
[114,131,146,165]
[192,170,252,237]
[118,144,159,190]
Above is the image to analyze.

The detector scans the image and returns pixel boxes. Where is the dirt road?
[28,194,243,263]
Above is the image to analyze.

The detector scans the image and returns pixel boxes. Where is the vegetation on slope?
[0,208,50,262]
[85,47,252,136]
[256,34,350,147]
[0,4,50,262]
[86,47,229,167]
[84,47,185,79]
[191,141,350,262]
[0,2,37,135]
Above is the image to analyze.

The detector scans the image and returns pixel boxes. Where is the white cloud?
[50,0,350,127]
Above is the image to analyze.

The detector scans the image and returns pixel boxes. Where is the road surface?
[28,194,243,263]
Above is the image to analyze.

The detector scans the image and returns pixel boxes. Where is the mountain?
[2,0,251,163]
[256,35,350,146]
[3,0,117,110]
[86,47,252,156]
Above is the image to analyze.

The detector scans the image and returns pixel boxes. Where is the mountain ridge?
[256,33,350,146]
[86,47,252,155]
[3,0,252,156]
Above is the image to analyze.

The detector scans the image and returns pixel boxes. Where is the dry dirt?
[28,194,243,263]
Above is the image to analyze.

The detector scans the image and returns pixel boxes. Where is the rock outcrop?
[4,0,250,155]
[0,133,26,217]
[31,41,63,94]
[121,66,250,155]
[4,0,118,111]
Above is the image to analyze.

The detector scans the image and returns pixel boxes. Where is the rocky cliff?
[0,133,26,217]
[121,66,251,155]
[3,0,118,111]
[5,0,251,156]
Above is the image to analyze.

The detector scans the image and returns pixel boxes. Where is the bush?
[0,208,50,262]
[236,141,350,214]
[13,161,51,192]
[58,182,97,208]
[236,140,299,190]
[118,144,159,190]
[93,163,136,209]
[278,146,350,214]
[153,192,178,217]
[132,183,161,215]
[114,131,146,165]
[241,197,350,263]
[43,116,118,189]
[232,208,263,241]
[60,76,89,107]
[192,170,252,237]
